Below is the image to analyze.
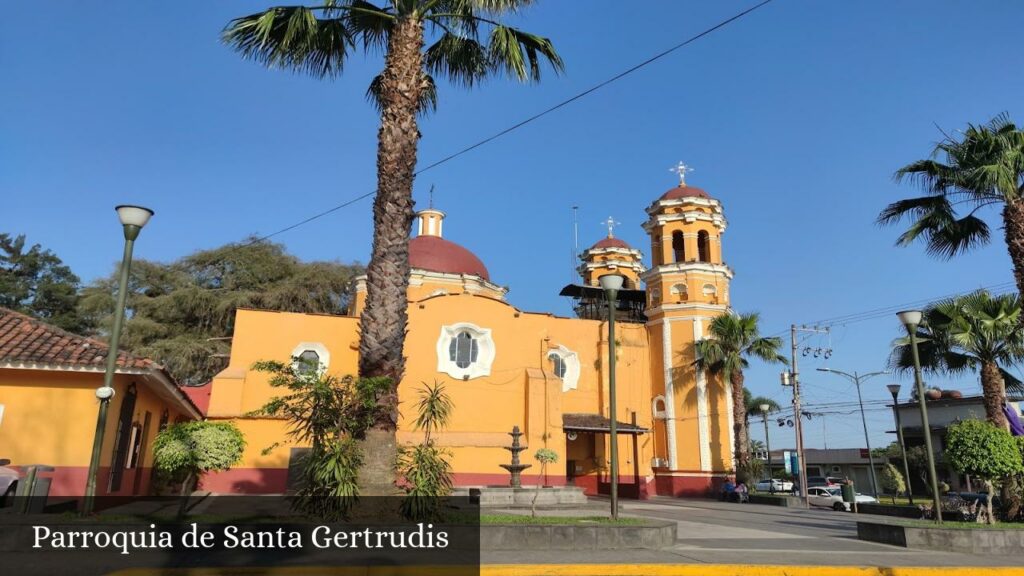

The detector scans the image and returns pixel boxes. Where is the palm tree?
[743,387,779,451]
[222,1,562,492]
[878,114,1024,301]
[694,313,788,467]
[888,290,1024,429]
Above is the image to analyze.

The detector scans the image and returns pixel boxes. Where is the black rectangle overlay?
[0,496,480,576]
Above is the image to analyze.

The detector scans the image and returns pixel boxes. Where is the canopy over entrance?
[562,413,649,435]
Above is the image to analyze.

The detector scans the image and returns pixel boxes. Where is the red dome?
[591,237,632,250]
[409,235,490,281]
[660,185,711,200]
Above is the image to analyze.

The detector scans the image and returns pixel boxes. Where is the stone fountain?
[452,425,587,508]
[499,425,531,488]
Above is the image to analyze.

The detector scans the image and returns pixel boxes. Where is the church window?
[547,345,581,392]
[672,231,685,263]
[296,350,320,375]
[652,395,667,419]
[650,288,661,306]
[291,342,330,375]
[702,283,717,297]
[670,283,688,300]
[437,323,495,380]
[697,231,711,262]
[548,352,567,379]
[449,332,478,369]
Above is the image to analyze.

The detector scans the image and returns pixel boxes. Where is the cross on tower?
[669,161,694,186]
[603,216,620,238]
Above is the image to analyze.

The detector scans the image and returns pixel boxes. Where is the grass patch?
[480,514,647,526]
[894,519,1024,530]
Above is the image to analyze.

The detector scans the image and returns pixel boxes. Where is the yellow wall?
[209,298,660,485]
[0,368,191,495]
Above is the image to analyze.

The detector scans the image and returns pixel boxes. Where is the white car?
[807,486,876,511]
[0,459,18,505]
[755,479,794,492]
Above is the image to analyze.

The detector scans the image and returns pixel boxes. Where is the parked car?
[807,486,876,511]
[806,476,841,488]
[0,459,18,506]
[755,479,794,492]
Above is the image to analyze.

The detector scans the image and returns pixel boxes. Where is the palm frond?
[877,195,951,226]
[921,213,991,258]
[486,24,562,82]
[345,0,393,51]
[223,7,354,78]
[424,32,490,86]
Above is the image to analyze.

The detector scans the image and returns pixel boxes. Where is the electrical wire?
[184,0,777,255]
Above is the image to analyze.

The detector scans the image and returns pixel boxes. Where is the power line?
[203,0,777,251]
[767,280,1017,337]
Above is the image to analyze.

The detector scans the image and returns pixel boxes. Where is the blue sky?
[3,1,1022,451]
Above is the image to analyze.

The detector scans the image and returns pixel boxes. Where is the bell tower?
[578,217,645,289]
[642,162,734,488]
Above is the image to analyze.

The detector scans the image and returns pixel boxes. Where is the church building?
[203,169,736,498]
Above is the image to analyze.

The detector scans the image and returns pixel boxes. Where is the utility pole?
[817,368,889,497]
[783,324,829,507]
[790,325,808,506]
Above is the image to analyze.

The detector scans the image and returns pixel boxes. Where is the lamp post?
[760,403,773,494]
[886,383,913,506]
[83,205,154,515]
[599,273,623,521]
[897,310,941,523]
[816,367,888,497]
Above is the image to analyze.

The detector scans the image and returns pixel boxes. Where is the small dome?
[591,237,632,250]
[660,185,711,200]
[409,235,490,281]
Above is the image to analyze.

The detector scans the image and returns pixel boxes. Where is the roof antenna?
[571,205,580,283]
[428,184,435,209]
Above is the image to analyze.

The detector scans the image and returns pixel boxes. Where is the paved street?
[483,497,1019,567]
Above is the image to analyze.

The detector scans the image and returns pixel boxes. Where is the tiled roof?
[562,413,650,434]
[181,381,212,417]
[0,307,156,370]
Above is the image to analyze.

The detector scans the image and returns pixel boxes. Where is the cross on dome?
[603,216,620,238]
[669,161,694,186]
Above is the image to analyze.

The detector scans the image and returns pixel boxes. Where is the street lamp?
[759,403,773,494]
[817,367,888,497]
[83,205,154,515]
[886,383,913,506]
[598,273,623,520]
[897,309,942,523]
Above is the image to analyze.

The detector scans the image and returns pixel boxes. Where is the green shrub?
[880,463,906,502]
[251,359,392,520]
[398,382,454,521]
[945,420,1024,523]
[153,421,245,517]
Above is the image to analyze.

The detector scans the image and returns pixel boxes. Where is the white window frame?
[547,345,581,392]
[291,342,330,375]
[652,395,667,419]
[436,323,495,380]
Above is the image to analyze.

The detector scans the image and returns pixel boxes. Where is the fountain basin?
[453,485,588,508]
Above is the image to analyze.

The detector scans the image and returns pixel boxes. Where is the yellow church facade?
[203,176,736,498]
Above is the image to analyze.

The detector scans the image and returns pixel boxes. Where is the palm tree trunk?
[1003,199,1024,323]
[731,370,749,468]
[980,360,1008,429]
[357,16,425,495]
